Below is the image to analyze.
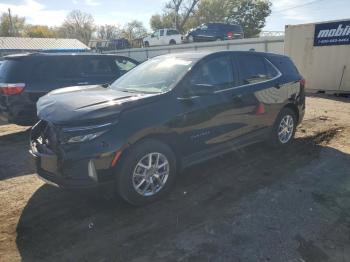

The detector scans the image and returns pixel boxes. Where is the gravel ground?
[0,94,350,262]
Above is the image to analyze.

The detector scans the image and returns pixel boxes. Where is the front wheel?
[269,108,297,147]
[116,140,177,205]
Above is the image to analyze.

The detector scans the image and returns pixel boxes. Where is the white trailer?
[285,19,350,93]
[103,36,284,62]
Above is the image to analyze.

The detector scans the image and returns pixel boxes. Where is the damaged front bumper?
[29,121,118,189]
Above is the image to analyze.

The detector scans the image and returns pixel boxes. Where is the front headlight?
[61,122,114,144]
[66,130,107,144]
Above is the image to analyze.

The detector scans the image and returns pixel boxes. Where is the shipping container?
[285,20,350,93]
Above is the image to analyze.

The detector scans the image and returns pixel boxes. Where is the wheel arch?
[122,133,182,170]
[283,103,300,123]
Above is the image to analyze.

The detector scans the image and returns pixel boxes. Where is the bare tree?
[60,10,95,44]
[97,24,122,40]
[164,0,200,32]
[122,20,147,41]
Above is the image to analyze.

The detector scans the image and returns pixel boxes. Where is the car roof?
[152,50,287,61]
[4,52,128,59]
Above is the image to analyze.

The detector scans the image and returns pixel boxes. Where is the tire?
[269,107,297,148]
[116,139,177,205]
[169,39,176,45]
[144,41,149,47]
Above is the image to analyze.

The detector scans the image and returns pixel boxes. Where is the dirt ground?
[0,94,350,262]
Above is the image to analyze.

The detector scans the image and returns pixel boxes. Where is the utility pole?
[8,8,14,36]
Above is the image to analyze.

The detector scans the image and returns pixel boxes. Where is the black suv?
[30,51,305,205]
[0,53,138,125]
[185,23,244,42]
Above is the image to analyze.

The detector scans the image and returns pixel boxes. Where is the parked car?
[0,53,139,126]
[185,23,244,42]
[30,51,305,205]
[90,38,131,52]
[143,28,182,47]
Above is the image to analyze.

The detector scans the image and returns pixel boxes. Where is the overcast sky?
[0,0,349,31]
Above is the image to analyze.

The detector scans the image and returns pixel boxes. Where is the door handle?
[232,94,242,100]
[77,82,89,85]
[275,83,281,89]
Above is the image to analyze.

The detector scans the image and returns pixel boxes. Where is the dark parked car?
[30,51,305,205]
[185,23,244,42]
[0,53,138,125]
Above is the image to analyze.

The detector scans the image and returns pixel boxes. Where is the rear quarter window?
[268,56,300,79]
[0,59,28,82]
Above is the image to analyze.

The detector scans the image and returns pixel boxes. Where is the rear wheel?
[269,108,297,147]
[116,140,176,205]
[144,41,149,47]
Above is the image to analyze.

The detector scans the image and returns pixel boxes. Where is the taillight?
[300,78,306,87]
[0,83,25,95]
[227,32,233,39]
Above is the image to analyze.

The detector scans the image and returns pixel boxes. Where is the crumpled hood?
[37,85,152,125]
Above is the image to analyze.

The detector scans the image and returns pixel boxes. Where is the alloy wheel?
[132,152,170,197]
[278,115,294,144]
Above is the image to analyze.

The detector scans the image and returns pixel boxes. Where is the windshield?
[110,57,194,94]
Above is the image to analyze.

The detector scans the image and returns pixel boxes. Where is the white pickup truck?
[143,28,183,47]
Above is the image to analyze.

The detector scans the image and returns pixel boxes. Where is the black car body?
[0,53,138,125]
[185,23,244,42]
[30,51,305,205]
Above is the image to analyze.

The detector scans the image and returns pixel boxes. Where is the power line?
[273,0,325,14]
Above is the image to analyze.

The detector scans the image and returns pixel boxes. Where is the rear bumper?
[0,94,37,125]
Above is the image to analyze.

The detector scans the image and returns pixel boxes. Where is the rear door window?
[29,57,78,83]
[237,54,279,85]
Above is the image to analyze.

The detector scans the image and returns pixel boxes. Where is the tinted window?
[191,56,234,88]
[268,56,299,77]
[115,57,137,75]
[77,57,116,77]
[0,60,27,82]
[30,57,78,82]
[238,54,278,84]
[167,30,179,35]
[160,29,165,36]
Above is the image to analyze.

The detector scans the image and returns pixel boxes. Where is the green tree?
[225,0,272,37]
[24,25,56,38]
[150,0,272,37]
[196,0,271,37]
[150,14,174,31]
[0,12,26,36]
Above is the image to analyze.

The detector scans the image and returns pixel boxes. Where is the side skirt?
[180,127,270,169]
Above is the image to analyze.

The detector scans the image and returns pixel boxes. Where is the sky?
[0,0,349,32]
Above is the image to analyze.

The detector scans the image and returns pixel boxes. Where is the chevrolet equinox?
[30,51,305,205]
